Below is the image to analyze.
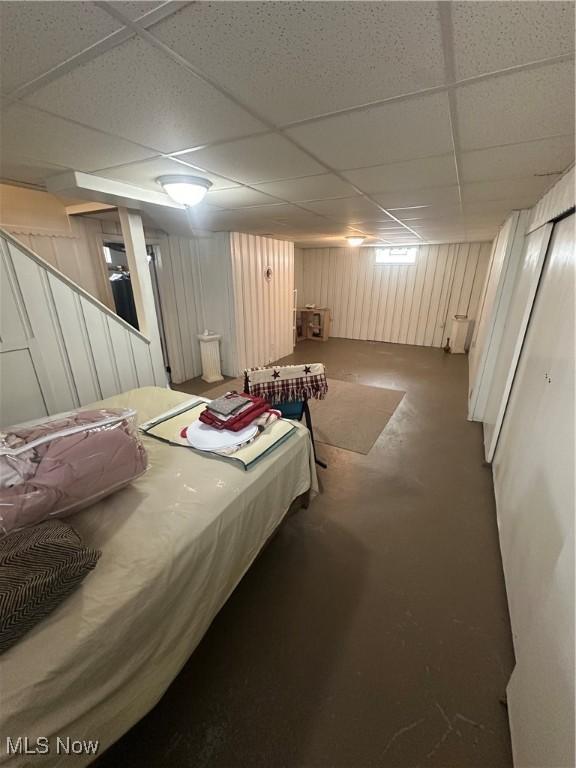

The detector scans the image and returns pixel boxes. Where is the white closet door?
[492,213,574,768]
[468,211,526,420]
[483,222,553,460]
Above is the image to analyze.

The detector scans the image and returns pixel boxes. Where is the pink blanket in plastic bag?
[0,408,148,536]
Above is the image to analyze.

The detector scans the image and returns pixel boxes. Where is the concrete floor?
[97,339,514,768]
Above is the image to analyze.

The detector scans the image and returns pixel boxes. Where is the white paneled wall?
[155,232,236,383]
[230,233,294,372]
[468,211,529,422]
[482,222,552,459]
[492,213,575,768]
[155,232,294,380]
[197,232,237,375]
[294,247,304,306]
[155,235,204,384]
[528,165,575,233]
[0,230,163,427]
[5,217,114,310]
[295,242,491,348]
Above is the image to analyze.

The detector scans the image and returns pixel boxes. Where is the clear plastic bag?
[0,408,148,536]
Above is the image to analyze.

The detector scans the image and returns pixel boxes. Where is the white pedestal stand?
[449,316,471,354]
[197,333,224,383]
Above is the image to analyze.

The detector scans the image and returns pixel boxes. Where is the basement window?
[375,247,418,265]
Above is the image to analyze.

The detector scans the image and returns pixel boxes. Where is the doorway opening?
[102,240,171,381]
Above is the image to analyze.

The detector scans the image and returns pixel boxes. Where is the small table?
[297,307,331,342]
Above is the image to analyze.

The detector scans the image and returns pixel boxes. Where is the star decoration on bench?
[303,365,312,374]
[272,370,281,379]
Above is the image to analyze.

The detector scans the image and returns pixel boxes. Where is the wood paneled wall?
[5,218,114,310]
[295,242,492,348]
[0,230,162,427]
[230,233,294,373]
[155,232,236,383]
[153,232,295,381]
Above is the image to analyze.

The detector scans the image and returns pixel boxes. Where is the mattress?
[0,387,317,767]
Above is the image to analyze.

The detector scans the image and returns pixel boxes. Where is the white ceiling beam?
[118,206,166,385]
[46,171,184,210]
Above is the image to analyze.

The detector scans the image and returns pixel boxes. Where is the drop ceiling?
[0,0,574,247]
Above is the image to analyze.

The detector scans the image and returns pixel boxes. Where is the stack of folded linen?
[199,392,273,431]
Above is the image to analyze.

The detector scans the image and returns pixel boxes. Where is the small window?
[375,247,418,265]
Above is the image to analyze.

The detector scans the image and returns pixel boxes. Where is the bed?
[0,387,317,767]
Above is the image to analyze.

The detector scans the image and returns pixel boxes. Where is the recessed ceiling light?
[156,175,212,207]
[346,236,365,246]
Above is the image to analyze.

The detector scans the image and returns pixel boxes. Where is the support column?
[118,207,166,387]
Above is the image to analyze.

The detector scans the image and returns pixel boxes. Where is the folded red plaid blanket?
[199,393,271,431]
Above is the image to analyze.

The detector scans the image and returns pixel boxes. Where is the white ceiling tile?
[362,226,417,237]
[396,205,462,221]
[414,228,466,237]
[195,212,250,231]
[1,104,155,173]
[206,203,315,224]
[463,234,498,243]
[150,2,445,124]
[461,177,553,204]
[177,134,325,183]
[461,136,574,183]
[456,61,575,150]
[379,237,422,244]
[256,206,329,227]
[205,204,327,234]
[0,2,122,94]
[357,222,410,231]
[299,196,386,221]
[112,2,167,21]
[179,202,224,222]
[286,92,453,169]
[451,2,575,80]
[295,235,361,247]
[462,215,506,225]
[153,204,226,235]
[342,154,458,194]
[26,37,265,153]
[276,223,344,238]
[253,174,356,202]
[388,205,440,212]
[95,157,238,192]
[463,199,537,216]
[204,187,279,208]
[373,186,461,209]
[0,155,71,186]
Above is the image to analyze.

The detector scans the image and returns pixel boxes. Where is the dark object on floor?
[0,520,100,654]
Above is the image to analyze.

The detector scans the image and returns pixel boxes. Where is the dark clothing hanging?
[110,274,139,331]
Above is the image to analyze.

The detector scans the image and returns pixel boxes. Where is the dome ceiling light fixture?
[346,236,365,247]
[156,175,212,207]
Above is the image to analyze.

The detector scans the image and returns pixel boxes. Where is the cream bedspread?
[0,387,317,767]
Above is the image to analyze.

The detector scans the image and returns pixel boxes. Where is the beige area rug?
[198,377,405,455]
[308,379,404,454]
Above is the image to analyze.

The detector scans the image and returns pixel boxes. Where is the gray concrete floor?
[97,339,514,768]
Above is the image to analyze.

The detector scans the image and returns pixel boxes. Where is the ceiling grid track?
[437,1,465,220]
[96,0,424,242]
[2,1,574,246]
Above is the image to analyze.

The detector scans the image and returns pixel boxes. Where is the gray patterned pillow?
[0,520,100,654]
